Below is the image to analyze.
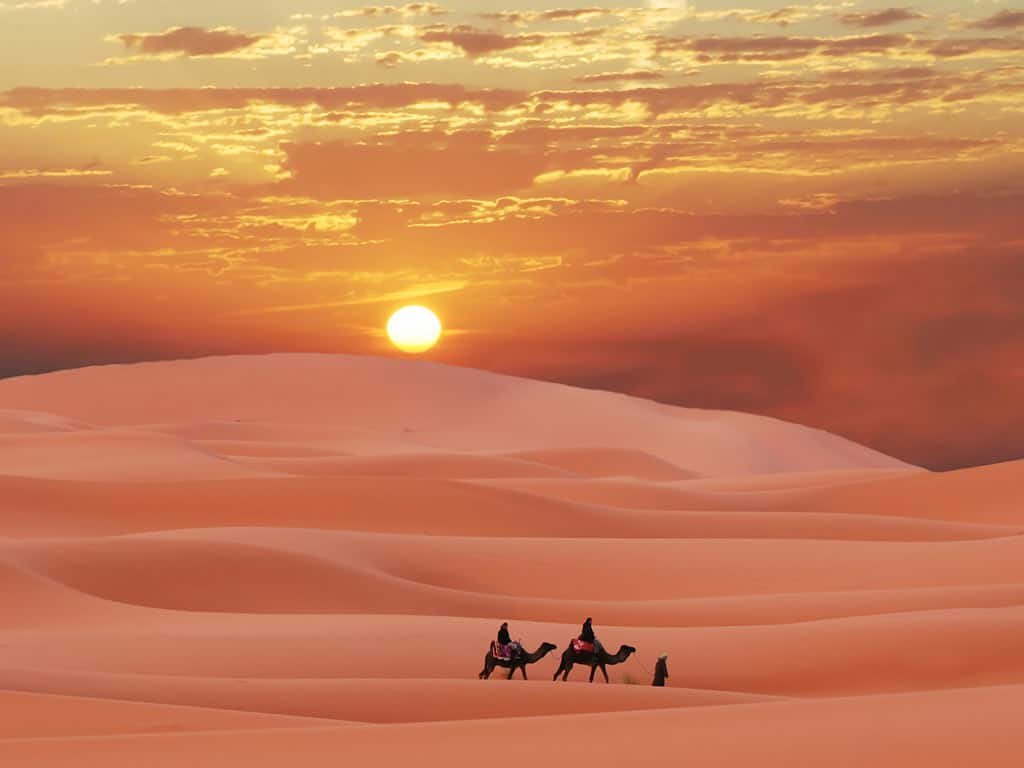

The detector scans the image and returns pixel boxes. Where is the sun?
[386,305,443,354]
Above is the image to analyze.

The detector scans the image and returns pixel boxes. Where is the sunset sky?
[1,0,1022,469]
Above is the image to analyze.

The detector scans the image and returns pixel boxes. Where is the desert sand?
[0,354,1021,765]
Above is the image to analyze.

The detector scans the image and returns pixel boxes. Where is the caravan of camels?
[480,618,641,683]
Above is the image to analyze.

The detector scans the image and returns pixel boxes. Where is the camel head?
[620,645,637,657]
[539,642,558,653]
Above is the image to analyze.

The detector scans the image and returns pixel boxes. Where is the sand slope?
[0,354,911,476]
[3,686,1023,767]
[0,354,1016,766]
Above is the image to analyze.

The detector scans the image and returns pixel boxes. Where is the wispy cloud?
[115,26,265,57]
[104,25,304,63]
[0,167,112,178]
[331,3,447,19]
[229,280,468,315]
[968,9,1024,30]
[838,8,924,28]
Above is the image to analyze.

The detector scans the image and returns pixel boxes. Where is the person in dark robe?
[579,617,595,644]
[578,617,604,653]
[496,622,519,659]
[652,654,669,687]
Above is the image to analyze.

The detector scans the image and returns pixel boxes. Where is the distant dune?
[0,354,911,476]
[0,354,1019,766]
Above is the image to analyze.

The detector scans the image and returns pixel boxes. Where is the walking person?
[652,654,669,687]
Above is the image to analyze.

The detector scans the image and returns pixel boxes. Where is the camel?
[553,642,637,683]
[479,641,558,680]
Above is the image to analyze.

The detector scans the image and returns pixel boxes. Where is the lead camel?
[553,643,637,683]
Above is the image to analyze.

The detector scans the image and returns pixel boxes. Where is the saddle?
[491,641,514,661]
[572,639,595,654]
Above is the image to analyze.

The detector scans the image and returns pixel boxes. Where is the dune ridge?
[0,354,1016,766]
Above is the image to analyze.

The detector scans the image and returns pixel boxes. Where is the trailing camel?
[479,641,558,680]
[553,642,637,683]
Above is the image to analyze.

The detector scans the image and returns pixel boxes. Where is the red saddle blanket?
[491,642,515,660]
[572,639,595,654]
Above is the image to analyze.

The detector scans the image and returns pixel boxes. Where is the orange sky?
[1,0,1022,469]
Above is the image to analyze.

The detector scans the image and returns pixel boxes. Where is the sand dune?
[12,529,1024,610]
[0,670,775,724]
[0,430,273,481]
[0,409,89,435]
[777,459,1024,525]
[0,690,338,739]
[0,354,910,476]
[503,447,698,481]
[232,453,579,479]
[0,354,1016,766]
[4,603,1024,696]
[5,473,1010,542]
[3,686,1023,767]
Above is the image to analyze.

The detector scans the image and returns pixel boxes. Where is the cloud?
[333,3,446,18]
[481,8,615,25]
[838,8,924,28]
[923,36,1024,59]
[0,167,112,179]
[651,31,1024,66]
[277,131,549,198]
[0,84,526,115]
[573,70,665,84]
[968,9,1024,30]
[654,33,913,63]
[4,63,1018,141]
[688,5,832,26]
[417,25,546,56]
[268,124,996,203]
[114,26,266,58]
[741,6,826,26]
[0,0,64,9]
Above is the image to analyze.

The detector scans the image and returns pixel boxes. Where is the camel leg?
[600,664,609,683]
[479,658,491,680]
[507,665,515,680]
[520,666,528,680]
[589,665,597,683]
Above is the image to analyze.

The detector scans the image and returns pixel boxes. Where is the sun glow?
[386,305,443,354]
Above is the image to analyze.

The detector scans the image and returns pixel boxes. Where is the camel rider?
[497,622,520,659]
[578,617,604,654]
[579,617,595,644]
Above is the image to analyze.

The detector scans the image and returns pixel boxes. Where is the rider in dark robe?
[579,617,595,644]
[578,617,604,654]
[653,655,669,687]
[496,622,519,659]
